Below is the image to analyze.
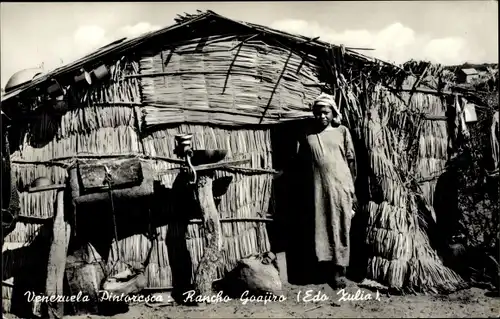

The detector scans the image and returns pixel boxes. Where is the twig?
[145,302,173,308]
[345,47,375,51]
[11,153,185,166]
[385,85,462,97]
[258,49,293,124]
[305,304,323,312]
[223,166,279,175]
[124,71,272,82]
[159,158,251,174]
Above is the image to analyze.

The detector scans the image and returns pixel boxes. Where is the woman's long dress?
[293,125,355,268]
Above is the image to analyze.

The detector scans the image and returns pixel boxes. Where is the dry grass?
[359,84,466,293]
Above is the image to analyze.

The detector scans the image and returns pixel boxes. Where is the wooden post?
[42,190,71,318]
[174,150,244,297]
[192,173,224,296]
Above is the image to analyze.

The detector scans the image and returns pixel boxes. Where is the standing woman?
[292,93,357,288]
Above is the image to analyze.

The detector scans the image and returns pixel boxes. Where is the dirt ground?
[8,283,492,319]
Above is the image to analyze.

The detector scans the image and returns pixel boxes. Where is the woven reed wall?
[114,124,273,288]
[363,85,464,293]
[137,35,321,127]
[416,106,448,208]
[404,76,449,208]
[3,57,142,311]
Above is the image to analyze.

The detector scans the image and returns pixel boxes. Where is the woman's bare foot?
[337,275,349,288]
[329,266,348,289]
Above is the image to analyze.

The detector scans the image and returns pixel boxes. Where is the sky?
[1,1,498,90]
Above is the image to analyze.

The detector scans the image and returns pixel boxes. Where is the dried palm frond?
[358,81,466,294]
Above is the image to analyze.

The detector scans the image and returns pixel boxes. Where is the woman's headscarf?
[311,93,342,121]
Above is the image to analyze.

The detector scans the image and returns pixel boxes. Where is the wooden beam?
[345,47,375,51]
[16,214,53,224]
[159,158,251,174]
[124,71,273,82]
[42,190,71,319]
[192,174,225,297]
[12,154,186,167]
[424,115,448,121]
[386,85,463,96]
[14,215,274,225]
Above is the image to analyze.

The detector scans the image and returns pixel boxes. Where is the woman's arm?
[344,126,357,182]
[348,160,356,182]
[343,126,358,211]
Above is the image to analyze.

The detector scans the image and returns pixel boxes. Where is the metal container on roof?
[4,68,44,93]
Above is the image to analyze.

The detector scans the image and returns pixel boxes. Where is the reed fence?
[361,84,466,293]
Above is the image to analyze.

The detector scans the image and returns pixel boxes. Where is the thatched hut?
[1,10,473,315]
[0,11,358,313]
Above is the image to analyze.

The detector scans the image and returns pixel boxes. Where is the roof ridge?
[1,9,399,103]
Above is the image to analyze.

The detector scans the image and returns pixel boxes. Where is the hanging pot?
[52,99,69,114]
[175,134,193,157]
[47,79,65,99]
[91,65,110,82]
[74,70,92,86]
[4,68,44,93]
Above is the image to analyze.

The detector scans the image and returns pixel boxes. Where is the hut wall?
[3,57,142,313]
[96,123,275,288]
[396,76,449,208]
[409,86,448,208]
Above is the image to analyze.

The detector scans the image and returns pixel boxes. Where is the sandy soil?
[9,283,493,319]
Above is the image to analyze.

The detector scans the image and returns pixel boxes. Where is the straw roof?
[0,10,394,107]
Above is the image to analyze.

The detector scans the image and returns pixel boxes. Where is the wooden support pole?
[42,190,71,319]
[159,158,251,174]
[192,173,224,296]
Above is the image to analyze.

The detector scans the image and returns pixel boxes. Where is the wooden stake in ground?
[42,190,71,319]
[192,172,224,297]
